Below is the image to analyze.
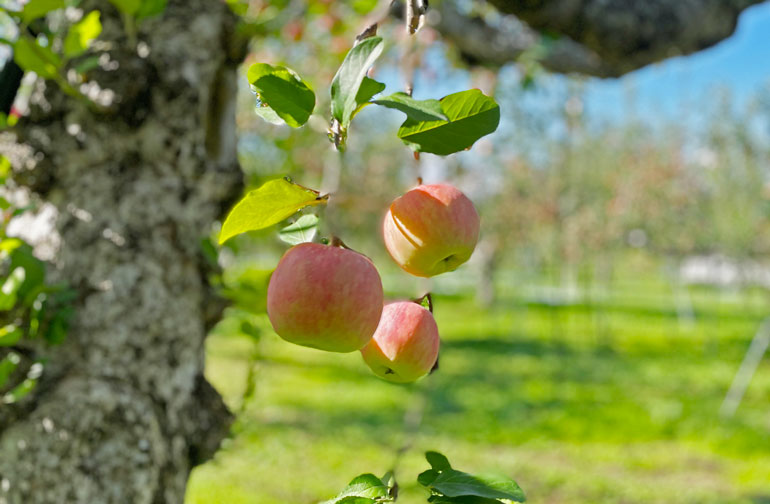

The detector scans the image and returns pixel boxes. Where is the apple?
[360,301,439,383]
[383,183,480,277]
[267,242,384,352]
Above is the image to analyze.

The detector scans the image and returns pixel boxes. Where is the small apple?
[360,301,439,383]
[267,242,384,352]
[383,183,480,277]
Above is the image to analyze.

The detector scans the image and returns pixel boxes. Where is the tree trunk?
[0,1,243,502]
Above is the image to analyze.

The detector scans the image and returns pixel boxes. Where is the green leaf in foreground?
[0,325,22,346]
[320,473,393,504]
[14,36,62,80]
[0,353,20,388]
[64,11,102,58]
[137,0,167,19]
[20,0,64,23]
[418,452,525,503]
[373,92,447,122]
[348,76,386,121]
[278,214,319,245]
[397,89,500,156]
[0,267,25,311]
[426,451,453,471]
[330,36,384,128]
[4,378,37,403]
[219,178,326,244]
[0,155,11,182]
[248,63,315,127]
[108,0,141,16]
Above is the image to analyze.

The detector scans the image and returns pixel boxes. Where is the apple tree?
[0,0,762,502]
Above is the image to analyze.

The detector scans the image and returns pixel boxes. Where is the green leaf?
[0,154,11,182]
[247,63,315,128]
[4,378,36,403]
[0,238,23,254]
[44,308,70,344]
[428,495,506,504]
[64,11,102,58]
[429,472,525,502]
[0,353,19,388]
[418,469,440,488]
[349,76,386,120]
[418,452,525,504]
[137,0,167,19]
[278,214,319,245]
[73,55,101,74]
[239,320,260,341]
[20,0,64,23]
[426,451,452,471]
[330,36,384,128]
[219,178,326,244]
[348,78,386,122]
[373,92,447,122]
[9,244,46,302]
[396,89,500,155]
[253,103,284,125]
[320,473,391,504]
[14,36,62,80]
[109,0,141,15]
[221,268,272,312]
[356,77,386,104]
[0,267,25,311]
[0,324,22,346]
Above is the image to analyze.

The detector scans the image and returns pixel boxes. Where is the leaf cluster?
[246,35,499,154]
[321,452,525,504]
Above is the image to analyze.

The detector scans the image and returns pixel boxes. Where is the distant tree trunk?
[476,238,500,308]
[0,1,243,502]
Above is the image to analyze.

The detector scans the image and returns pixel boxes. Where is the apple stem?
[329,236,350,249]
[412,292,433,313]
[416,176,423,185]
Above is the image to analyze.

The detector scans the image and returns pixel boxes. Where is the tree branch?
[432,1,610,76]
[480,0,766,77]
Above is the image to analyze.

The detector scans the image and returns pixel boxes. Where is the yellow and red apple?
[267,242,384,352]
[383,183,480,277]
[360,301,440,383]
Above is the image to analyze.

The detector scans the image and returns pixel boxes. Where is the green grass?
[186,271,770,504]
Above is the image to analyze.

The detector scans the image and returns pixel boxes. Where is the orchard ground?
[186,257,770,504]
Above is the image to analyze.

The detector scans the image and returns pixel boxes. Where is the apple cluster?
[266,183,480,383]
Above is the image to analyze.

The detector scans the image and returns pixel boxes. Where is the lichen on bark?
[0,1,244,502]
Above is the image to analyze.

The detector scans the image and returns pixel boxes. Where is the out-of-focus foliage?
[0,190,74,403]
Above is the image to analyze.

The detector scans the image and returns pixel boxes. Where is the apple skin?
[267,242,384,352]
[360,301,440,383]
[383,183,480,277]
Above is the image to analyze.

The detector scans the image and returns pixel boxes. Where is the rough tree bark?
[0,1,243,502]
[435,0,766,76]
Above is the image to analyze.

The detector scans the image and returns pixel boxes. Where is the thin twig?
[412,292,433,313]
[405,0,420,34]
[355,0,396,43]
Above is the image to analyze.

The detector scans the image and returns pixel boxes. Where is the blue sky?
[394,1,770,141]
[583,2,770,125]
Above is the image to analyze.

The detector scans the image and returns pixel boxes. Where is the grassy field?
[186,267,770,504]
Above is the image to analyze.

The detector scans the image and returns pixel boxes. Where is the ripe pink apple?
[383,183,480,277]
[360,301,440,383]
[267,242,384,352]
